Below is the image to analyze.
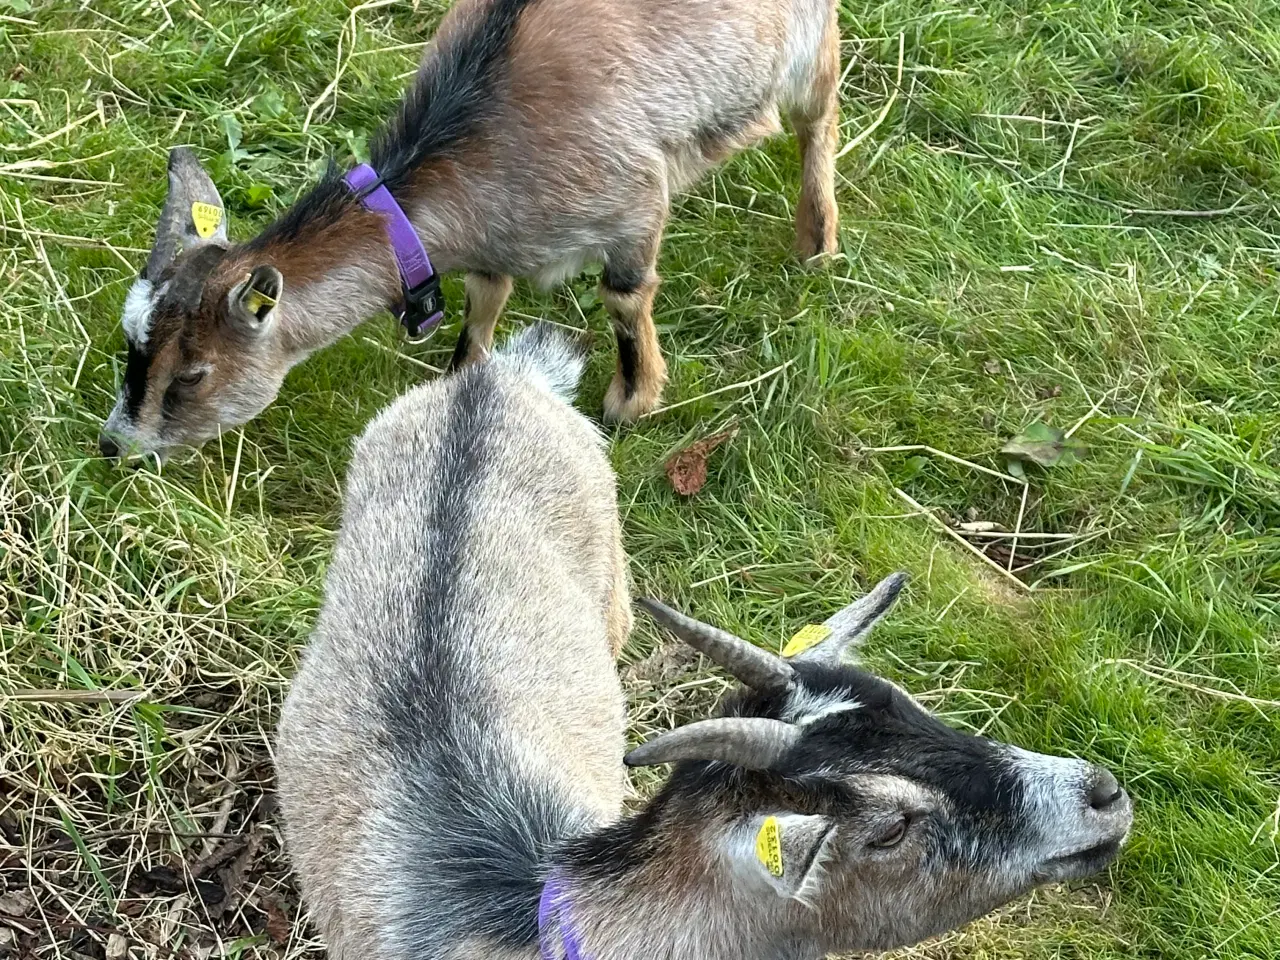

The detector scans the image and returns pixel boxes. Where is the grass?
[2,0,1279,956]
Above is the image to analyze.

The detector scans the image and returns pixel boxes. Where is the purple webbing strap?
[343,163,444,336]
[538,875,588,960]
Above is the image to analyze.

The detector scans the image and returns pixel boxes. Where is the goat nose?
[98,432,120,459]
[1087,768,1123,811]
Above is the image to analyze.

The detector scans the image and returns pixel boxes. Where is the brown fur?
[453,272,514,367]
[104,0,843,457]
[792,22,842,259]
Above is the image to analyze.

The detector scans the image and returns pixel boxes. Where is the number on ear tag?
[191,202,223,239]
[756,816,785,877]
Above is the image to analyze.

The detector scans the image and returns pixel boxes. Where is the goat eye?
[869,817,909,849]
[176,369,206,387]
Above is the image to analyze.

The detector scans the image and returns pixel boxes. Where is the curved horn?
[638,598,794,695]
[792,572,909,666]
[625,717,802,770]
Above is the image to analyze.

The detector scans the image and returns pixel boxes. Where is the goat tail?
[495,322,587,403]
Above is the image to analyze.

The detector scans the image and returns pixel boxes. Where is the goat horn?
[637,598,794,695]
[792,571,909,666]
[625,717,802,770]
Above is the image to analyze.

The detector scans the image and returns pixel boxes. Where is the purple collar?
[538,874,590,960]
[343,163,445,339]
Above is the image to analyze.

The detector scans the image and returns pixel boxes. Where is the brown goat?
[101,0,843,459]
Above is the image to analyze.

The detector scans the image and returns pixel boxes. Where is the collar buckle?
[399,273,446,341]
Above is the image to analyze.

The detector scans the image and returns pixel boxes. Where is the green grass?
[2,0,1279,957]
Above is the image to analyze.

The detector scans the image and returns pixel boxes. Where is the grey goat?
[276,328,1133,959]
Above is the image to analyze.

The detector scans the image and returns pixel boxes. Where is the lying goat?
[276,348,1133,958]
[100,0,845,459]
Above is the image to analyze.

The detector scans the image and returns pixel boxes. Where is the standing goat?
[276,333,1134,959]
[100,0,845,459]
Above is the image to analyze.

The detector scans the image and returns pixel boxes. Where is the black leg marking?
[450,324,473,372]
[616,329,638,400]
[603,261,648,297]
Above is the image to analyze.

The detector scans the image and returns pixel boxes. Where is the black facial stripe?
[161,381,183,420]
[737,666,1027,818]
[122,342,152,420]
[122,244,229,422]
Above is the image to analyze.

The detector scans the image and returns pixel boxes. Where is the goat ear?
[227,265,283,335]
[145,147,228,280]
[786,572,908,666]
[731,814,836,905]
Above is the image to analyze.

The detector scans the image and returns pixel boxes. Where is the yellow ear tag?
[191,202,223,239]
[782,623,832,658]
[241,284,277,315]
[756,816,784,877]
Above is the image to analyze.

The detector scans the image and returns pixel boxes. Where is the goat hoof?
[449,338,490,373]
[795,206,839,265]
[603,370,665,424]
[796,232,838,266]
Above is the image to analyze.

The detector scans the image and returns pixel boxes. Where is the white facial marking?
[101,395,156,456]
[784,687,861,726]
[121,277,155,346]
[1004,745,1106,858]
[102,395,130,435]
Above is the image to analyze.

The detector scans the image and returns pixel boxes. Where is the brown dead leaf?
[116,898,146,919]
[215,830,262,916]
[263,896,291,945]
[664,423,739,496]
[191,836,246,879]
[0,890,33,917]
